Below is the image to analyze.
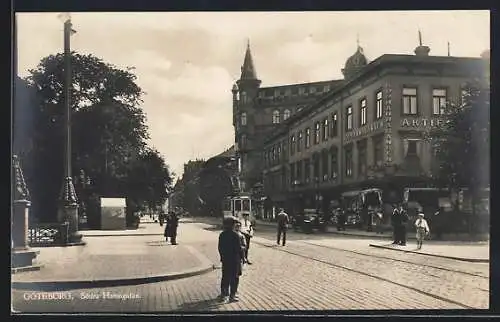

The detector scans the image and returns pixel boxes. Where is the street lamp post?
[57,15,83,244]
[314,177,320,213]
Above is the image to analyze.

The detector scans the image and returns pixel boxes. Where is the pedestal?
[12,200,30,250]
[58,203,84,244]
[11,199,40,271]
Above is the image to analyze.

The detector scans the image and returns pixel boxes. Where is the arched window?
[241,112,247,126]
[283,109,291,120]
[272,110,280,124]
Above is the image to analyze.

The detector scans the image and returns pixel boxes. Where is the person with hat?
[239,213,254,264]
[276,208,290,246]
[164,211,179,245]
[218,216,244,303]
[415,210,430,250]
[234,221,247,264]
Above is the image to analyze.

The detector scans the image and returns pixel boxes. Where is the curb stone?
[368,243,489,263]
[12,245,216,290]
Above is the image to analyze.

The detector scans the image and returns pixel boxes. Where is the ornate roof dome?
[342,46,368,79]
[345,46,368,70]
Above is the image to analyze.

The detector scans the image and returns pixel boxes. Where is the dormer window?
[272,110,280,124]
[283,109,291,120]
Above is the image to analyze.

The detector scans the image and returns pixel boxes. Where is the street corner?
[12,240,217,291]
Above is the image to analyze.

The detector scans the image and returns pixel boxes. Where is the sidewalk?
[12,223,215,290]
[368,241,489,263]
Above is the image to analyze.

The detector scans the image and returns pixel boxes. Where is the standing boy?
[415,212,430,249]
[240,213,254,264]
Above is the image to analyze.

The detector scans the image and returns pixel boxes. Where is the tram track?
[251,238,487,309]
[298,240,489,279]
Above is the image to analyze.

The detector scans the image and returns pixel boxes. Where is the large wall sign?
[345,119,385,140]
[401,118,444,128]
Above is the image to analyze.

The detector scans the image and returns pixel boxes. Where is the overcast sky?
[16,11,489,179]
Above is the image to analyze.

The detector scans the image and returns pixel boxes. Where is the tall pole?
[58,16,83,244]
[64,19,72,179]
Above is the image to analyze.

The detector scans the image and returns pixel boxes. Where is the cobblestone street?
[12,220,489,312]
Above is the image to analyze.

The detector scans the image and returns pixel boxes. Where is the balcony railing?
[28,222,69,247]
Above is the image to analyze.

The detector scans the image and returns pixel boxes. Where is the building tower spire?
[240,39,258,80]
[414,28,430,57]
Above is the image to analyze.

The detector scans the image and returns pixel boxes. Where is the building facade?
[259,43,487,215]
[232,42,344,193]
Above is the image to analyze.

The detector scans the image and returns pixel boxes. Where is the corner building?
[232,42,343,193]
[254,42,486,217]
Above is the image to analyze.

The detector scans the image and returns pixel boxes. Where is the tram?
[222,195,257,223]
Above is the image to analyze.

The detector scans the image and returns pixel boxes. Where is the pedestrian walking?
[164,212,179,245]
[276,208,289,246]
[391,204,401,244]
[336,208,346,231]
[432,207,444,240]
[218,217,243,303]
[239,213,254,264]
[159,211,165,227]
[398,204,409,246]
[415,212,430,249]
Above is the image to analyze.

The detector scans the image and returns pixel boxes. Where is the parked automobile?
[292,209,327,233]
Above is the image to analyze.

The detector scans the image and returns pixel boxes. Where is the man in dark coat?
[218,216,243,303]
[276,208,290,246]
[398,204,409,246]
[164,212,179,245]
[391,204,401,244]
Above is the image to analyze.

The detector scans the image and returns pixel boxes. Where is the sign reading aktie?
[401,118,444,128]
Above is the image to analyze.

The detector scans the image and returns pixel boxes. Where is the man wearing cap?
[218,216,243,303]
[239,213,254,264]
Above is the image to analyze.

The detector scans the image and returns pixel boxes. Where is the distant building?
[231,38,486,215]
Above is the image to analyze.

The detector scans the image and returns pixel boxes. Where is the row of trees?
[17,52,173,227]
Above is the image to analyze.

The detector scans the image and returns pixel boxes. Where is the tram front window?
[235,200,242,212]
[242,199,250,211]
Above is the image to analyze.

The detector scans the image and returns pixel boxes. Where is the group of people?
[217,213,254,303]
[160,211,179,245]
[391,203,430,249]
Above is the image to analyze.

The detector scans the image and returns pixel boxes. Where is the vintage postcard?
[11,10,490,313]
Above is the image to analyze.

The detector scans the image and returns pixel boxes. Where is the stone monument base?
[11,249,41,273]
